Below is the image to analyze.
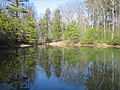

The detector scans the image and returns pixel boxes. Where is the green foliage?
[64,22,80,43]
[79,27,120,45]
[0,13,17,45]
[0,12,36,46]
[21,16,36,44]
[51,9,62,41]
[39,17,48,42]
[39,9,63,42]
[80,28,98,44]
[8,5,28,13]
[7,0,28,17]
[106,34,120,45]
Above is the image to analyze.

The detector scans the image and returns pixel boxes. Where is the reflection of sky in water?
[0,47,120,90]
[30,65,86,90]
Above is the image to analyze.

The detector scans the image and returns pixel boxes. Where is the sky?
[30,0,70,18]
[30,0,84,19]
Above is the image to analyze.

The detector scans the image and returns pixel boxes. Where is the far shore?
[48,41,120,48]
[1,41,120,49]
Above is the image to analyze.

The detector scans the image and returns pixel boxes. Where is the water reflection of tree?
[38,47,120,89]
[86,49,120,90]
[60,48,89,85]
[0,48,36,90]
[38,47,62,78]
[38,47,90,85]
[37,46,51,78]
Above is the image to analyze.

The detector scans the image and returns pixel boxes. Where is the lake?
[0,46,120,90]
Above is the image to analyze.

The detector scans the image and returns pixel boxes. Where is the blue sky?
[30,0,84,18]
[30,0,69,18]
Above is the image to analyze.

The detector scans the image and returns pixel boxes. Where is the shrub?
[81,28,98,44]
[64,22,80,43]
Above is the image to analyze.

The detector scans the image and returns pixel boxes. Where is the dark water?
[0,46,120,90]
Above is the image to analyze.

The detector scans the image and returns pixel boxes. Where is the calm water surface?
[0,46,120,90]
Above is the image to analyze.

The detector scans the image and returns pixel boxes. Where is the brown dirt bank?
[48,41,120,48]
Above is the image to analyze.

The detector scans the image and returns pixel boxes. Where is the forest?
[0,0,120,90]
[0,0,120,47]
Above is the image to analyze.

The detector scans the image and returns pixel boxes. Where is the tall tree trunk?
[111,0,115,40]
[103,9,106,41]
[16,0,19,17]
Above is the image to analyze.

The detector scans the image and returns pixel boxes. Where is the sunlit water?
[0,46,120,90]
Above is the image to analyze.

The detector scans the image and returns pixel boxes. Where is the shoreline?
[0,44,33,49]
[48,41,120,48]
[1,42,120,49]
[19,44,33,48]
